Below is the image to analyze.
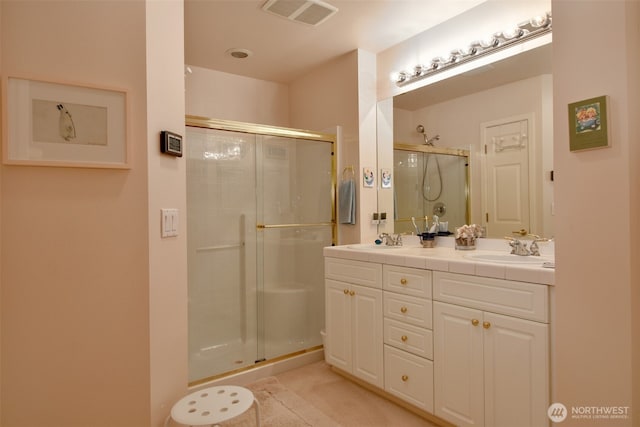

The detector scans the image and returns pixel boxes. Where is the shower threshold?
[189,345,323,387]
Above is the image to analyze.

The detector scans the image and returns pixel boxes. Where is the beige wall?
[553,1,637,425]
[146,1,188,426]
[289,51,364,244]
[185,65,290,126]
[628,0,640,419]
[1,1,185,426]
[0,1,3,422]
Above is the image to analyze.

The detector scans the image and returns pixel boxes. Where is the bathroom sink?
[346,244,404,250]
[465,253,550,264]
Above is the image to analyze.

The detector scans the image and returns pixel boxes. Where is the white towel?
[339,179,356,224]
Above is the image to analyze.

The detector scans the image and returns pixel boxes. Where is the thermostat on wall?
[160,131,183,157]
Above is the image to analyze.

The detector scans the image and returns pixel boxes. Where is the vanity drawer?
[384,292,432,329]
[383,265,432,298]
[384,345,434,412]
[384,318,433,360]
[433,271,549,322]
[325,257,382,289]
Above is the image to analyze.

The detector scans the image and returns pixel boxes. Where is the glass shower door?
[186,123,335,383]
[186,127,258,382]
[257,135,334,359]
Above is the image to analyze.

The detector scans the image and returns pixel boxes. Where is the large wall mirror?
[386,42,554,239]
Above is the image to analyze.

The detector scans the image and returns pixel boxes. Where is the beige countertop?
[324,236,555,286]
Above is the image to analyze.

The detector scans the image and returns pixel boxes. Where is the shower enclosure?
[394,143,470,234]
[186,117,336,383]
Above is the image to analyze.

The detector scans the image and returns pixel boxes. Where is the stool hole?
[188,408,197,413]
[220,407,228,413]
[201,411,210,416]
[217,389,225,394]
[200,392,208,398]
[230,392,238,397]
[188,400,196,405]
[232,399,239,404]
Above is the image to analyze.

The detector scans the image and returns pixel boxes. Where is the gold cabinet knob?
[401,375,409,382]
[349,290,355,296]
[401,335,408,342]
[471,319,479,326]
[343,289,349,295]
[483,321,491,329]
[400,278,407,285]
[400,306,408,314]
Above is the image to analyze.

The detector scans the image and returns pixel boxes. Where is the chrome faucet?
[379,233,403,246]
[505,234,549,256]
[509,239,531,256]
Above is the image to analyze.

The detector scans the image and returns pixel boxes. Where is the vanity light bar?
[394,12,552,87]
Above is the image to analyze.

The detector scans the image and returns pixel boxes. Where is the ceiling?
[184,0,487,84]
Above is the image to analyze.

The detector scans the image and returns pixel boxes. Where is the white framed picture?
[363,166,375,188]
[380,168,391,189]
[3,76,129,169]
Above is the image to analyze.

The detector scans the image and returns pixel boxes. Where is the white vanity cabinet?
[382,265,434,412]
[324,257,383,388]
[432,271,550,427]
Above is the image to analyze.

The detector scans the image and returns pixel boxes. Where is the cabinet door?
[384,345,434,412]
[352,284,384,388]
[434,302,484,427]
[325,279,352,371]
[483,312,549,427]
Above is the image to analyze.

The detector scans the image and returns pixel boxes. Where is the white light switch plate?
[161,208,179,238]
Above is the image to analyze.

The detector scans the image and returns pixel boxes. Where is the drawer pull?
[471,319,479,326]
[400,278,408,285]
[400,306,408,314]
[483,321,491,329]
[401,335,408,342]
[401,375,409,382]
[343,289,349,295]
[349,290,355,296]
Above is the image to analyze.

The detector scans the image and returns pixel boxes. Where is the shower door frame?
[186,115,337,384]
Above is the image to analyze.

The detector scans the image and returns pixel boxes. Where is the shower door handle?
[256,222,333,229]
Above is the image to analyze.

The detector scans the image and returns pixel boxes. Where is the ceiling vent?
[262,0,338,26]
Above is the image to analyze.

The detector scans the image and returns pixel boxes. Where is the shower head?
[416,125,440,145]
[426,135,440,145]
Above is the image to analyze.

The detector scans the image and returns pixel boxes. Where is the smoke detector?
[262,0,338,26]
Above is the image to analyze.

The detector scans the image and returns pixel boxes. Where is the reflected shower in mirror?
[394,142,469,236]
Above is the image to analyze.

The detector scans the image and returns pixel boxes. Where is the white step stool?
[165,385,261,427]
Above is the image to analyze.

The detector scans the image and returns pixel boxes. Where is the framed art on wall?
[363,166,375,188]
[568,95,610,152]
[2,76,129,168]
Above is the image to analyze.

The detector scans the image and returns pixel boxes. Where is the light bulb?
[530,14,550,28]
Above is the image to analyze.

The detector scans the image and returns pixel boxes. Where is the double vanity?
[323,237,553,427]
